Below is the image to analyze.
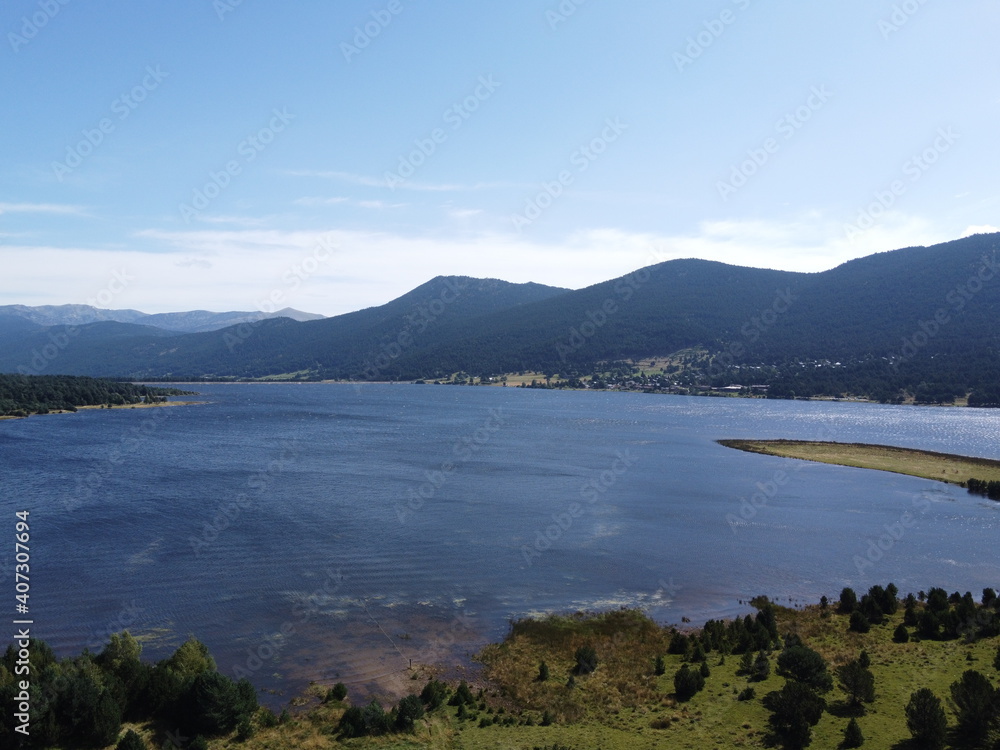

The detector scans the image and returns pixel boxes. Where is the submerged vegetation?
[6,584,1000,748]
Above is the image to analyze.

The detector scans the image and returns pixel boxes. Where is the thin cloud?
[294,196,350,206]
[962,224,1000,237]
[0,202,88,216]
[285,169,526,193]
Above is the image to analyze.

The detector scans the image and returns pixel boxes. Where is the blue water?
[2,384,999,702]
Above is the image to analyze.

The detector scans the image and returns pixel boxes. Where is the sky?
[1,0,998,317]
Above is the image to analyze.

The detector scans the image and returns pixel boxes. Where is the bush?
[893,624,910,643]
[116,729,147,750]
[394,694,425,731]
[849,611,871,633]
[327,682,347,702]
[574,645,598,675]
[179,671,249,736]
[839,587,858,613]
[654,655,665,676]
[449,680,474,707]
[235,717,254,741]
[763,681,826,750]
[420,679,448,710]
[837,660,875,709]
[673,664,705,702]
[842,717,864,747]
[751,650,771,682]
[737,686,756,701]
[538,661,549,681]
[777,645,833,692]
[338,699,391,738]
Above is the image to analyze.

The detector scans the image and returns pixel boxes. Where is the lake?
[2,384,998,703]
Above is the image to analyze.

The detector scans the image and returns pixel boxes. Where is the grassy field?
[718,438,1000,486]
[120,596,1000,750]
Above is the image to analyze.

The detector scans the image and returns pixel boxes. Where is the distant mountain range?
[1,233,998,403]
[0,304,324,333]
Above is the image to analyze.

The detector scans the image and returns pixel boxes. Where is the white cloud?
[0,203,87,216]
[285,169,526,193]
[293,196,350,206]
[2,214,983,316]
[962,224,1000,237]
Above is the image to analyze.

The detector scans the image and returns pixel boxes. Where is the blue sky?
[2,0,997,316]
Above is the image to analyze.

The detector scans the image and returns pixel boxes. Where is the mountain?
[0,233,997,402]
[0,304,325,333]
[0,277,571,379]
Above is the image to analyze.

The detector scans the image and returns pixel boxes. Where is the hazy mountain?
[0,304,325,333]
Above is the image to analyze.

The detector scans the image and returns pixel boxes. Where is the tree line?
[0,374,191,417]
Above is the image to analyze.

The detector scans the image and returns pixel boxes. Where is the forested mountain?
[0,233,997,402]
[0,303,324,332]
[0,277,571,379]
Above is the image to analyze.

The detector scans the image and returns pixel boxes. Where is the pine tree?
[905,688,947,750]
[842,717,864,747]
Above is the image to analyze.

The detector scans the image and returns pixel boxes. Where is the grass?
[182,597,1000,750]
[718,438,1000,486]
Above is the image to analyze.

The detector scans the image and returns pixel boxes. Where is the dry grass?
[719,438,1000,485]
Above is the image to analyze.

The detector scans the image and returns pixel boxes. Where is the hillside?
[0,233,997,401]
[4,587,999,749]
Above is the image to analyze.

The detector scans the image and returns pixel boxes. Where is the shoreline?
[718,438,1000,486]
[0,400,205,420]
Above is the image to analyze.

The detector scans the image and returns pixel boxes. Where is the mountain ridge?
[0,233,997,402]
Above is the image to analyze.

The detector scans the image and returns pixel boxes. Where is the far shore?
[718,438,1000,486]
[0,400,204,420]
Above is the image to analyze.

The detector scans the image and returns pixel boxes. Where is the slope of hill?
[0,233,996,401]
[0,278,571,379]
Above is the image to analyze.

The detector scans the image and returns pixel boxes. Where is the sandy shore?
[0,400,205,420]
